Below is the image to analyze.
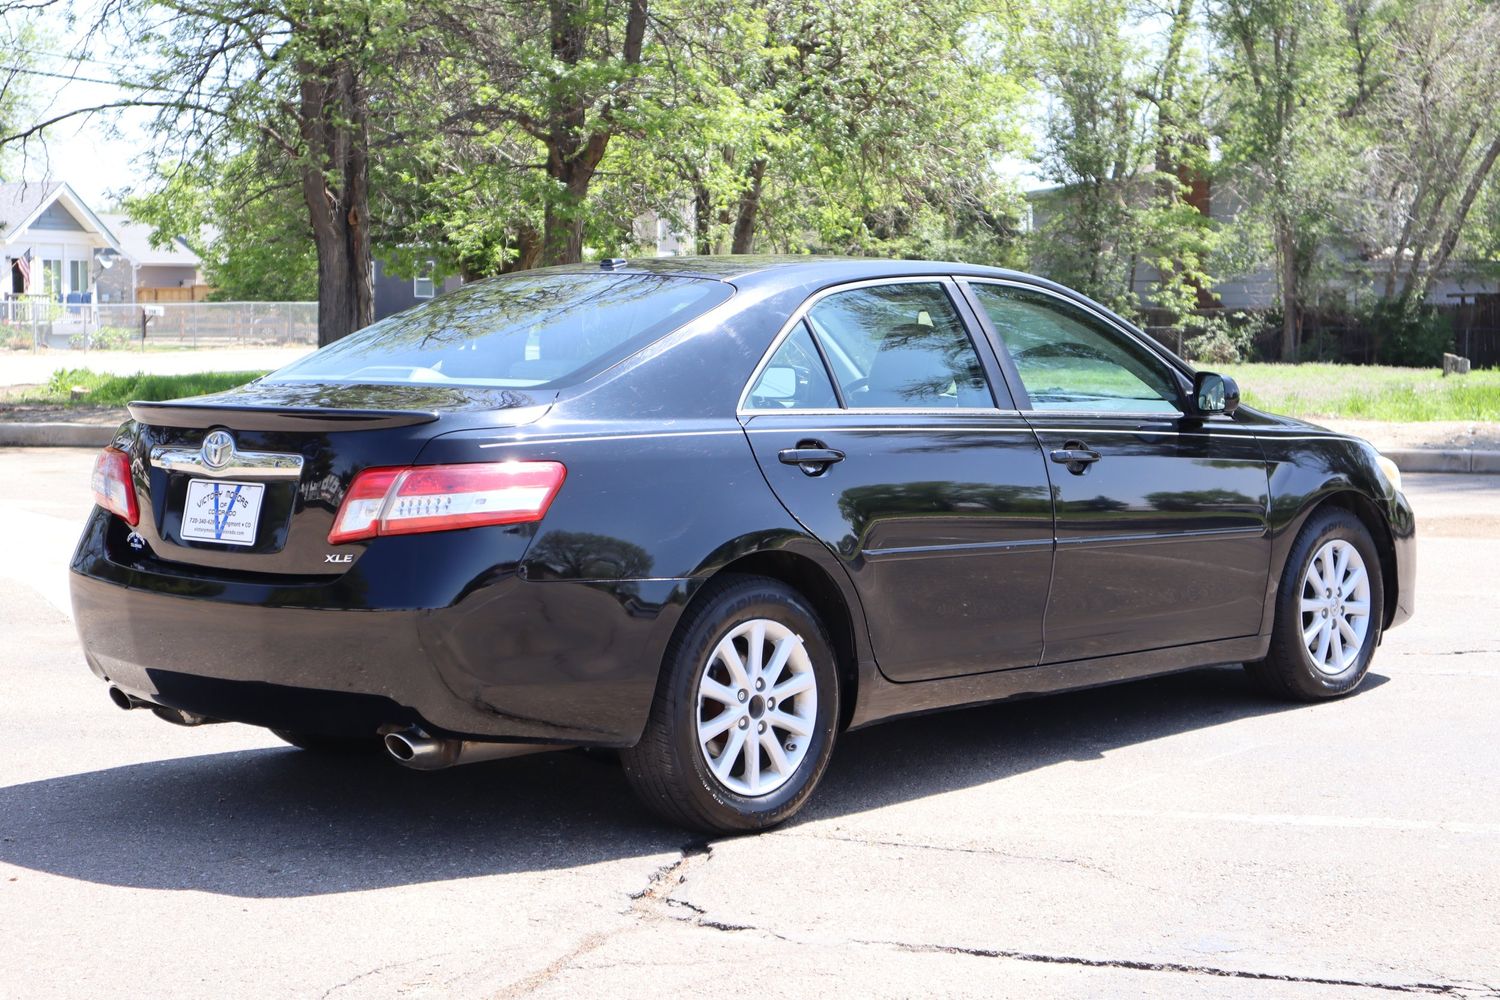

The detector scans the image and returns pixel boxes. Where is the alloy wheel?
[1299,539,1373,675]
[696,618,818,797]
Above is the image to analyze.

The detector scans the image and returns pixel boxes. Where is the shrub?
[1365,300,1453,368]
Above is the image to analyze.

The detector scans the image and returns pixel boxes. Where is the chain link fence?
[2,299,318,351]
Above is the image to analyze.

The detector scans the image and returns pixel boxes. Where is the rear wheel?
[1245,508,1384,701]
[622,575,840,833]
[270,729,379,754]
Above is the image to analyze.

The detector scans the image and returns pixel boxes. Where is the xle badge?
[325,553,353,564]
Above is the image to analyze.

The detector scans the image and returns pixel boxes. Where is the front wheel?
[621,575,840,834]
[1245,508,1385,701]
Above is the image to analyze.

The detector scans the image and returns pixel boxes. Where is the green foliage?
[34,369,267,407]
[1362,300,1454,368]
[1183,313,1258,364]
[67,327,137,351]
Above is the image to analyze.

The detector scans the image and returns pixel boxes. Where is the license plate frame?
[180,479,266,547]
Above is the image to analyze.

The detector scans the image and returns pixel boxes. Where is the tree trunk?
[693,182,713,255]
[1277,222,1299,361]
[731,158,767,254]
[537,0,649,267]
[298,60,373,347]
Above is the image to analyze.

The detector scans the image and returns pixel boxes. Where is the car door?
[739,278,1055,682]
[961,278,1271,664]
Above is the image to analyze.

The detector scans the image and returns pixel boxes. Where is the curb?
[1,422,1497,474]
[0,423,117,448]
[1383,449,1500,474]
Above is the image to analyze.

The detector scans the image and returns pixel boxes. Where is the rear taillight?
[328,461,566,544]
[91,446,139,526]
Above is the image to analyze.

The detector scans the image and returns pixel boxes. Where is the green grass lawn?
[10,368,267,407]
[1223,363,1500,421]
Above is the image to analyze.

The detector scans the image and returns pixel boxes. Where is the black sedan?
[71,257,1415,833]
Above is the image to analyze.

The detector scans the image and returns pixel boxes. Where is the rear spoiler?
[126,400,440,432]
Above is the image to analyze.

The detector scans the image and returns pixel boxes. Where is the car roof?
[535,255,1047,290]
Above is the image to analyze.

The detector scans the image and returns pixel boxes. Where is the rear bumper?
[70,513,691,745]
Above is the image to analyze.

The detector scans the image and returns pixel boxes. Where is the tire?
[1245,507,1385,701]
[621,574,840,834]
[271,729,379,754]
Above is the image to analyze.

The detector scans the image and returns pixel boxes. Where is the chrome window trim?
[736,276,1005,416]
[958,277,1189,419]
[150,445,305,480]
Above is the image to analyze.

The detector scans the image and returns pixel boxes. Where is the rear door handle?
[778,446,845,475]
[1050,443,1100,475]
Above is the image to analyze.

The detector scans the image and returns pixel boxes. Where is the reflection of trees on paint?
[836,481,1051,530]
[1144,488,1258,512]
[529,531,654,580]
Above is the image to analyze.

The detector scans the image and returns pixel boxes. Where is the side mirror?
[1192,371,1240,416]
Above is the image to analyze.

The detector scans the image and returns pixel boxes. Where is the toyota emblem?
[200,430,235,470]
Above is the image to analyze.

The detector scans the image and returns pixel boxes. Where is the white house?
[1,181,207,305]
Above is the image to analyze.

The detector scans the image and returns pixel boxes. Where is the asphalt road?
[1,448,1496,999]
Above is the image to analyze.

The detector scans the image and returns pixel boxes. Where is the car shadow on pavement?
[0,665,1387,898]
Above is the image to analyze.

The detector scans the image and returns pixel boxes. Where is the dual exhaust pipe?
[107,687,561,770]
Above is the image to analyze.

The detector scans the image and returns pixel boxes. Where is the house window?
[413,261,436,300]
[38,259,63,298]
[68,259,90,294]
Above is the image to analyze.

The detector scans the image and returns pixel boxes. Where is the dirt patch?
[1317,419,1500,452]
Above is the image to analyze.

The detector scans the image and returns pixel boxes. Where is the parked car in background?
[71,257,1415,833]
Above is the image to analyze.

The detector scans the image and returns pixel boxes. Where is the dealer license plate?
[181,479,266,546]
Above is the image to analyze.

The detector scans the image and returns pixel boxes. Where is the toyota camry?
[71,256,1415,833]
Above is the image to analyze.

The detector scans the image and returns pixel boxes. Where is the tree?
[0,1,417,345]
[1212,0,1352,360]
[1030,0,1217,325]
[1347,0,1500,304]
[644,0,1028,259]
[400,0,651,268]
[127,151,319,301]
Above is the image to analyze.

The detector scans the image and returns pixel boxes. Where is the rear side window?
[268,273,733,389]
[746,323,840,409]
[804,282,993,408]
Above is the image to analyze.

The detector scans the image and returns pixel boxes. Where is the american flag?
[14,248,32,292]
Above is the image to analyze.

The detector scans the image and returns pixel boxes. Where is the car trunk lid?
[120,380,550,576]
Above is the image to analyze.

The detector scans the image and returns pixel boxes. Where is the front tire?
[622,575,840,834]
[1245,508,1384,701]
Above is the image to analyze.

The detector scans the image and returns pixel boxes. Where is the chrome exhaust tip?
[382,727,568,771]
[107,686,141,710]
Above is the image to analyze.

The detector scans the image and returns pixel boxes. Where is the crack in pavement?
[781,829,1151,889]
[859,940,1498,997]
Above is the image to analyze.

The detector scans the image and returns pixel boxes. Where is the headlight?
[1375,454,1403,495]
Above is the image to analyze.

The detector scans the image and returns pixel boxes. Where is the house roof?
[0,180,63,240]
[96,213,202,268]
[0,180,124,253]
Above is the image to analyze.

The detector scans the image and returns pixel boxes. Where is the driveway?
[1,450,1496,999]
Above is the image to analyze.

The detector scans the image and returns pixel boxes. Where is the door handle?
[779,445,845,476]
[1050,442,1100,475]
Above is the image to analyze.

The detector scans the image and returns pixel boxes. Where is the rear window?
[266,272,733,389]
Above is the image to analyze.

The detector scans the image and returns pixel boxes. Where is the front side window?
[805,282,993,409]
[971,283,1181,413]
[268,272,733,389]
[69,259,89,294]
